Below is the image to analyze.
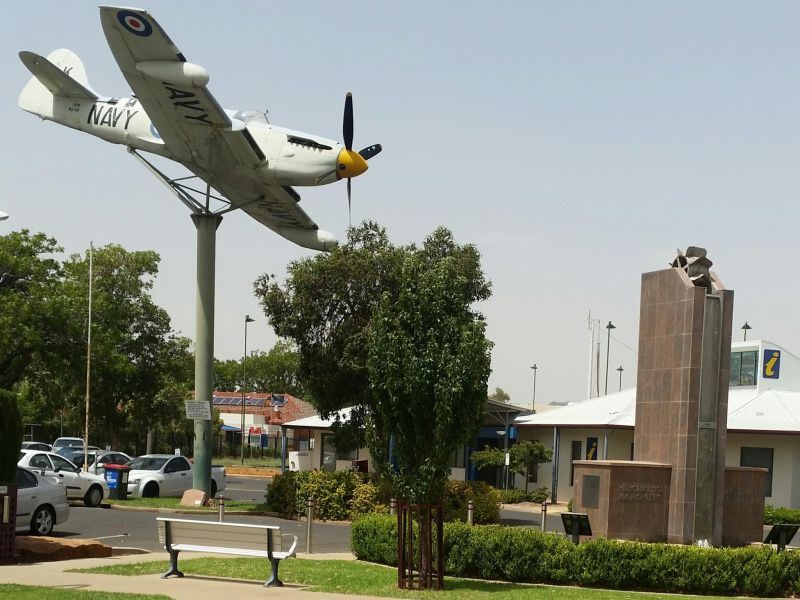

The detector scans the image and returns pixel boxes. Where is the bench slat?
[157,519,283,553]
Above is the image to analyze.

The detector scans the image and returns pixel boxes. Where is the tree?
[510,440,552,492]
[488,387,510,403]
[213,340,306,397]
[255,222,407,465]
[367,227,492,586]
[22,244,190,451]
[0,230,63,390]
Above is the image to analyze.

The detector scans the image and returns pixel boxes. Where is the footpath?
[0,551,387,600]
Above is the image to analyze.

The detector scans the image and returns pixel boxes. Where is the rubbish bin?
[104,464,131,500]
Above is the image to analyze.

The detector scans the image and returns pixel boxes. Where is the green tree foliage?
[255,222,406,463]
[488,387,510,403]
[368,227,493,503]
[213,340,306,397]
[0,230,63,389]
[469,440,552,492]
[21,243,192,451]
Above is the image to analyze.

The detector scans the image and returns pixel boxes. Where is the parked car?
[51,437,84,451]
[20,441,52,452]
[16,466,70,535]
[65,449,132,476]
[18,449,109,507]
[56,445,100,458]
[127,454,226,498]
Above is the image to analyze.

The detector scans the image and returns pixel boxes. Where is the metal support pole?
[306,497,315,553]
[467,500,474,525]
[390,498,397,516]
[541,501,548,532]
[217,494,225,522]
[192,213,222,494]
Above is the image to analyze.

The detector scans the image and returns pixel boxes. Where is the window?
[740,447,774,497]
[51,455,77,472]
[16,468,37,488]
[450,448,465,469]
[730,351,757,386]
[166,457,191,473]
[29,454,50,469]
[570,441,582,486]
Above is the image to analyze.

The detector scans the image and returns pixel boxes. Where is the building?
[211,392,315,452]
[515,340,800,508]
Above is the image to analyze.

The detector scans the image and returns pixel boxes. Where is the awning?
[221,424,240,432]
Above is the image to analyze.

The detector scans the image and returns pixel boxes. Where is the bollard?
[540,501,548,532]
[217,494,225,523]
[467,500,474,526]
[306,497,315,554]
[389,498,397,516]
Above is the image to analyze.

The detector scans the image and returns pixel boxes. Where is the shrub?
[265,470,297,515]
[294,469,360,521]
[0,389,22,483]
[764,505,800,525]
[497,488,527,504]
[351,513,398,565]
[442,480,500,524]
[350,481,389,519]
[527,486,550,503]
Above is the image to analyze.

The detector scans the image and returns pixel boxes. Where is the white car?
[61,449,132,476]
[16,466,70,535]
[18,449,109,507]
[127,454,226,498]
[52,437,84,451]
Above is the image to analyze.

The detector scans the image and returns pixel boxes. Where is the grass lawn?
[75,557,766,600]
[220,455,281,468]
[0,584,169,600]
[107,497,267,512]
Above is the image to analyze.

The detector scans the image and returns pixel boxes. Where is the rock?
[16,536,112,562]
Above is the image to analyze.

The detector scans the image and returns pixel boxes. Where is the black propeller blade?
[347,178,352,228]
[358,144,382,160]
[343,92,354,151]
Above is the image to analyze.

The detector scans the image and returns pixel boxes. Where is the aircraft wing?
[99,6,262,167]
[214,180,337,251]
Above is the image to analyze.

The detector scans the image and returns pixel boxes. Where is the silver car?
[16,466,70,535]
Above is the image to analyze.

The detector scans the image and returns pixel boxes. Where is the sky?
[3,2,800,410]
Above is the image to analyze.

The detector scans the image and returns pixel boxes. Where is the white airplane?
[18,6,381,251]
[0,212,8,221]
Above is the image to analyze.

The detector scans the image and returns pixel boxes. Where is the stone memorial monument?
[573,247,767,546]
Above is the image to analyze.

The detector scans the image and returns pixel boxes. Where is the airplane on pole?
[18,6,382,494]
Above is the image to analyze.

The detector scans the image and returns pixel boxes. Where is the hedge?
[351,514,800,597]
[267,471,502,523]
[765,505,800,525]
[497,487,551,505]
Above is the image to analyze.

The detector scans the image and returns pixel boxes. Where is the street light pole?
[530,364,538,412]
[617,365,624,392]
[604,321,616,396]
[240,315,255,465]
[741,321,751,341]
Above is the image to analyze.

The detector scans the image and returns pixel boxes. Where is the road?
[19,476,350,553]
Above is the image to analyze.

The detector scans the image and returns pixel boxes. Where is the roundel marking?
[117,10,153,37]
[150,123,161,139]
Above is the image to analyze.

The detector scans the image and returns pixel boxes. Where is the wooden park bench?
[156,517,298,587]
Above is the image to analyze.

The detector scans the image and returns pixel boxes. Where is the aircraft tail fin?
[18,49,98,118]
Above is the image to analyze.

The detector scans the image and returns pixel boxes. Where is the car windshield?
[128,457,167,470]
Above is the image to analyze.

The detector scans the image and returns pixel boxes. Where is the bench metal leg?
[162,549,184,579]
[264,558,283,587]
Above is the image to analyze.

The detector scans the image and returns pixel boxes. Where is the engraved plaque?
[582,475,600,509]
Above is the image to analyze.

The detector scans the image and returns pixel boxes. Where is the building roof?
[282,407,353,430]
[515,387,800,433]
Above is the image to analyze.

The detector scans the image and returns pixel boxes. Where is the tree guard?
[397,503,443,590]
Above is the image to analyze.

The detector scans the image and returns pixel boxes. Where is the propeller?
[336,92,382,227]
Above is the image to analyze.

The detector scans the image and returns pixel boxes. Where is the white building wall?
[725,432,800,508]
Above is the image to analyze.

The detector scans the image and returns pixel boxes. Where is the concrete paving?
[0,551,388,600]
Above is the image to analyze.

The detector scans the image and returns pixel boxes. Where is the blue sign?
[763,349,781,379]
[106,470,119,490]
[509,426,518,439]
